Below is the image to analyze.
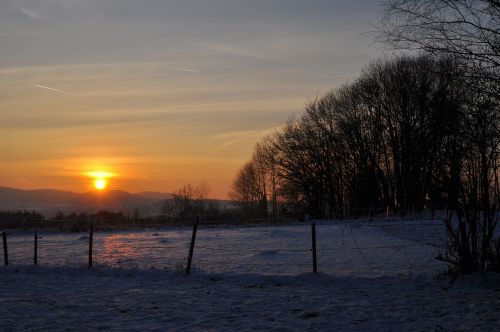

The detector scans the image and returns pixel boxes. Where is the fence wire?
[1,220,447,276]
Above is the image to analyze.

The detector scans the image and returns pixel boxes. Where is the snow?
[1,266,500,331]
[1,219,500,330]
[5,219,446,277]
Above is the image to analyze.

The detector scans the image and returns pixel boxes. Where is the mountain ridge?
[0,186,174,217]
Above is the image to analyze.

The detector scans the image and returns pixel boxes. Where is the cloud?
[19,7,41,19]
[189,42,269,60]
[167,66,200,73]
[29,84,70,94]
[213,128,276,151]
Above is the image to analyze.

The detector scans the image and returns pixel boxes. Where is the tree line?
[231,0,500,273]
[232,55,499,217]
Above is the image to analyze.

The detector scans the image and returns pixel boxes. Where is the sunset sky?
[0,0,382,198]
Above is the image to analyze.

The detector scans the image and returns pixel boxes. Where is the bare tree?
[379,0,500,272]
[378,0,500,93]
[162,183,210,221]
[439,82,500,272]
[230,160,268,219]
[255,141,279,219]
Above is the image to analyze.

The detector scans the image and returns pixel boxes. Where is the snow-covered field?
[1,219,500,331]
[5,219,446,277]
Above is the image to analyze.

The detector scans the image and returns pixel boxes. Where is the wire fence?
[0,217,448,277]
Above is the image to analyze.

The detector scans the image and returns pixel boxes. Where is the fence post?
[307,214,318,274]
[2,232,8,266]
[88,224,94,269]
[186,216,200,275]
[34,231,38,265]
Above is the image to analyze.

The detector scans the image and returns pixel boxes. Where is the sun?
[85,170,114,191]
[94,178,107,190]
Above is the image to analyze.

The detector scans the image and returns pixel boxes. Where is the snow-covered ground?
[1,219,500,331]
[1,266,500,331]
[5,219,446,277]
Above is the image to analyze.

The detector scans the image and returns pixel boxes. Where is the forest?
[231,0,500,273]
[232,55,499,220]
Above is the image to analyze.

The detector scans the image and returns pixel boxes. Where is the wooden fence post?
[186,216,200,275]
[34,231,38,265]
[88,224,94,269]
[308,214,318,274]
[2,232,8,266]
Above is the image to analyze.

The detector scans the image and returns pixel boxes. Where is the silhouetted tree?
[379,0,500,87]
[379,0,500,274]
[162,183,210,221]
[230,160,268,219]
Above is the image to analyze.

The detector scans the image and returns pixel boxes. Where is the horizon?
[0,0,382,198]
[0,184,170,195]
[0,184,222,199]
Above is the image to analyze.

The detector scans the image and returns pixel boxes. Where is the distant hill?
[0,186,173,217]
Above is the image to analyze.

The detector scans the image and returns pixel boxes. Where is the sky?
[0,0,383,198]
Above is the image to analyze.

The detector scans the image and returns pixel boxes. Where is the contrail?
[19,8,41,19]
[30,84,69,94]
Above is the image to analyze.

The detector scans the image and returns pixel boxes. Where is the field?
[1,219,500,331]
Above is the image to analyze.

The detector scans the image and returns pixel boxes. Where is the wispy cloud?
[29,84,70,94]
[167,66,200,73]
[189,42,269,60]
[214,128,276,151]
[19,7,41,19]
[0,62,200,76]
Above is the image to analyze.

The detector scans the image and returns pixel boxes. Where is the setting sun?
[86,170,114,191]
[94,178,107,190]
